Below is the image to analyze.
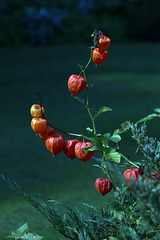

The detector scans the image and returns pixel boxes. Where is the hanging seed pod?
[45,134,64,157]
[98,35,111,53]
[95,178,112,196]
[123,167,141,190]
[75,141,94,163]
[39,126,55,141]
[92,48,108,66]
[63,139,79,160]
[30,104,45,118]
[68,74,86,96]
[31,118,47,135]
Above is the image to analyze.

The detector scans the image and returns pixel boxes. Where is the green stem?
[82,50,92,73]
[82,50,96,135]
[86,85,96,135]
[47,121,90,141]
[68,132,91,141]
[119,153,140,168]
[102,153,117,191]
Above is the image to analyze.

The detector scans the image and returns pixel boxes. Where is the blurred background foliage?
[0,0,160,46]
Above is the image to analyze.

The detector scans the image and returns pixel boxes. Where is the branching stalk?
[119,153,139,168]
[101,152,117,191]
[82,51,97,135]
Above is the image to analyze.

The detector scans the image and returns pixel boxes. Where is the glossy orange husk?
[30,104,45,118]
[95,178,112,196]
[63,139,79,160]
[75,142,94,163]
[92,48,108,66]
[98,35,111,53]
[123,168,141,190]
[68,74,86,95]
[31,118,47,135]
[45,134,64,157]
[39,126,55,141]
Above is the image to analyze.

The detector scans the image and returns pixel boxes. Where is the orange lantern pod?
[92,48,108,67]
[98,35,111,53]
[123,167,141,191]
[45,134,64,157]
[95,178,112,196]
[39,126,55,141]
[30,104,45,118]
[75,141,94,163]
[68,74,86,96]
[31,118,47,135]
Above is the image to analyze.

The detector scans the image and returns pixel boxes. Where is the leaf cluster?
[131,122,160,173]
[2,174,160,240]
[6,222,43,240]
[1,174,119,240]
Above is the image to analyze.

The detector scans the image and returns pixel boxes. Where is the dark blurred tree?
[0,0,25,45]
[0,0,126,45]
[122,0,160,41]
[0,0,159,46]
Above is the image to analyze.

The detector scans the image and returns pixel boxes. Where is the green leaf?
[154,108,160,113]
[104,132,111,138]
[89,137,105,152]
[114,121,131,135]
[86,83,94,88]
[103,238,117,240]
[98,135,109,147]
[108,237,119,240]
[86,127,93,133]
[113,210,123,220]
[73,96,85,105]
[21,232,43,240]
[7,223,29,239]
[82,146,98,154]
[105,148,121,163]
[98,106,112,115]
[136,113,159,124]
[6,223,43,240]
[109,134,121,143]
[94,106,112,118]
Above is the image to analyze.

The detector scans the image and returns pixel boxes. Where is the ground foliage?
[1,121,160,240]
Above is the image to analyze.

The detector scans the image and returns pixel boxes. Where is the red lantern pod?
[31,118,47,135]
[45,134,64,157]
[123,168,141,191]
[63,139,79,160]
[68,74,86,96]
[75,141,94,163]
[98,35,111,53]
[39,126,55,141]
[95,178,112,196]
[92,48,108,66]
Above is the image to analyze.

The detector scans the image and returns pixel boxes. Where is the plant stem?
[47,121,90,140]
[119,153,140,168]
[82,50,92,73]
[86,84,96,135]
[82,51,96,135]
[102,153,117,191]
[68,132,91,141]
[37,90,46,119]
